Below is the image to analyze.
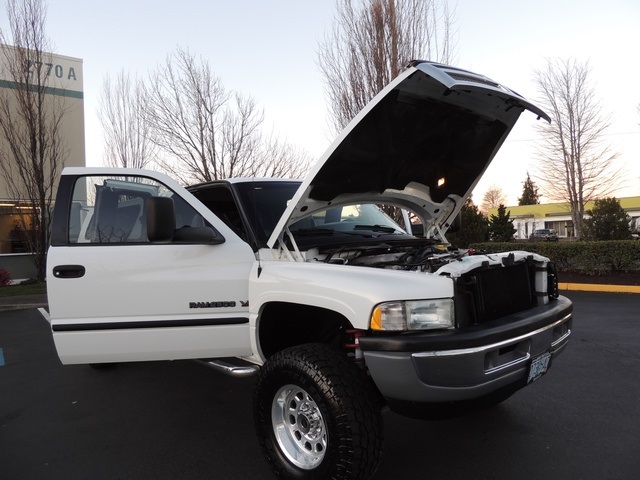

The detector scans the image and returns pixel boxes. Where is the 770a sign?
[25,59,78,82]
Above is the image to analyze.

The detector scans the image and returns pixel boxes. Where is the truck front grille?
[454,263,536,327]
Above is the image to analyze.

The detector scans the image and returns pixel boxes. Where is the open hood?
[268,61,549,248]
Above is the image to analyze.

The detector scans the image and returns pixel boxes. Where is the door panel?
[48,171,255,364]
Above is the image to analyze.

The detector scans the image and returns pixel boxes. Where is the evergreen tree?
[518,173,540,206]
[488,204,516,242]
[582,197,632,240]
[447,198,488,248]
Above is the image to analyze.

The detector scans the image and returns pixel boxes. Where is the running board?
[196,358,260,378]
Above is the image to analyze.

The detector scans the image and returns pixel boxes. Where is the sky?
[3,0,639,206]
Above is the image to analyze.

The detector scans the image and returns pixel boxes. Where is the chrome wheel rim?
[271,384,327,469]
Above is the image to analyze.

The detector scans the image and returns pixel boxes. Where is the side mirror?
[147,197,176,243]
[409,223,424,237]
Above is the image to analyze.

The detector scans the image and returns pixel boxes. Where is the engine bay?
[306,241,468,273]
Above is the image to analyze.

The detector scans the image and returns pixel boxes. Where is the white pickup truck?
[45,61,572,480]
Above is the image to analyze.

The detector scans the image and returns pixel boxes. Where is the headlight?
[370,299,454,331]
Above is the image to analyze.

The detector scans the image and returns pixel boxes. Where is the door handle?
[53,265,86,279]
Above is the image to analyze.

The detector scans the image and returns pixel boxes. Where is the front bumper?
[359,296,572,405]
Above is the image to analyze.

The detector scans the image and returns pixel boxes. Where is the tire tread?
[254,343,383,480]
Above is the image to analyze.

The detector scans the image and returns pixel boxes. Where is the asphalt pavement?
[1,291,639,479]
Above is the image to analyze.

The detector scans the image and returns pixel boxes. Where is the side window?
[69,175,207,244]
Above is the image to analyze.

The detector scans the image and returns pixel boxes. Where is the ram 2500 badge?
[44,61,572,480]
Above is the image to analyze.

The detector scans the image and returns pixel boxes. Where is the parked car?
[530,228,558,242]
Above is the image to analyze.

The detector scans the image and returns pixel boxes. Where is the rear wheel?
[254,343,383,480]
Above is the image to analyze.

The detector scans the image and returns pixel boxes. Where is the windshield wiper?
[353,224,399,233]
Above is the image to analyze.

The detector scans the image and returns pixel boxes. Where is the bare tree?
[0,0,67,281]
[534,58,621,238]
[251,131,313,179]
[98,70,156,168]
[480,184,506,213]
[318,0,456,134]
[144,47,310,184]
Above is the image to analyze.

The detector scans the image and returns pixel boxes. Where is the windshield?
[233,182,408,248]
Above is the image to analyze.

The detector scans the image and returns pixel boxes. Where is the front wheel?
[254,343,383,480]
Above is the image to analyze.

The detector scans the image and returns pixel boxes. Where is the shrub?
[470,240,640,276]
[488,204,516,242]
[0,268,11,287]
[582,197,632,241]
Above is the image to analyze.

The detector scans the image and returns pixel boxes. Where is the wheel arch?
[257,301,355,360]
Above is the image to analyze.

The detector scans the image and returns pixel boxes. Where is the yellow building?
[488,197,640,239]
[0,44,85,279]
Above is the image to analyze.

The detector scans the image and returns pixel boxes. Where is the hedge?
[469,240,640,276]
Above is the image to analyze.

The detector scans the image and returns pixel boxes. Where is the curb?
[0,294,48,312]
[559,283,640,294]
[0,303,48,312]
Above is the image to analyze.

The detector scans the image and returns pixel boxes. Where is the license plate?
[527,352,552,384]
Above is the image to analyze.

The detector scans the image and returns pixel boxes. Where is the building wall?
[488,197,640,239]
[0,45,85,277]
